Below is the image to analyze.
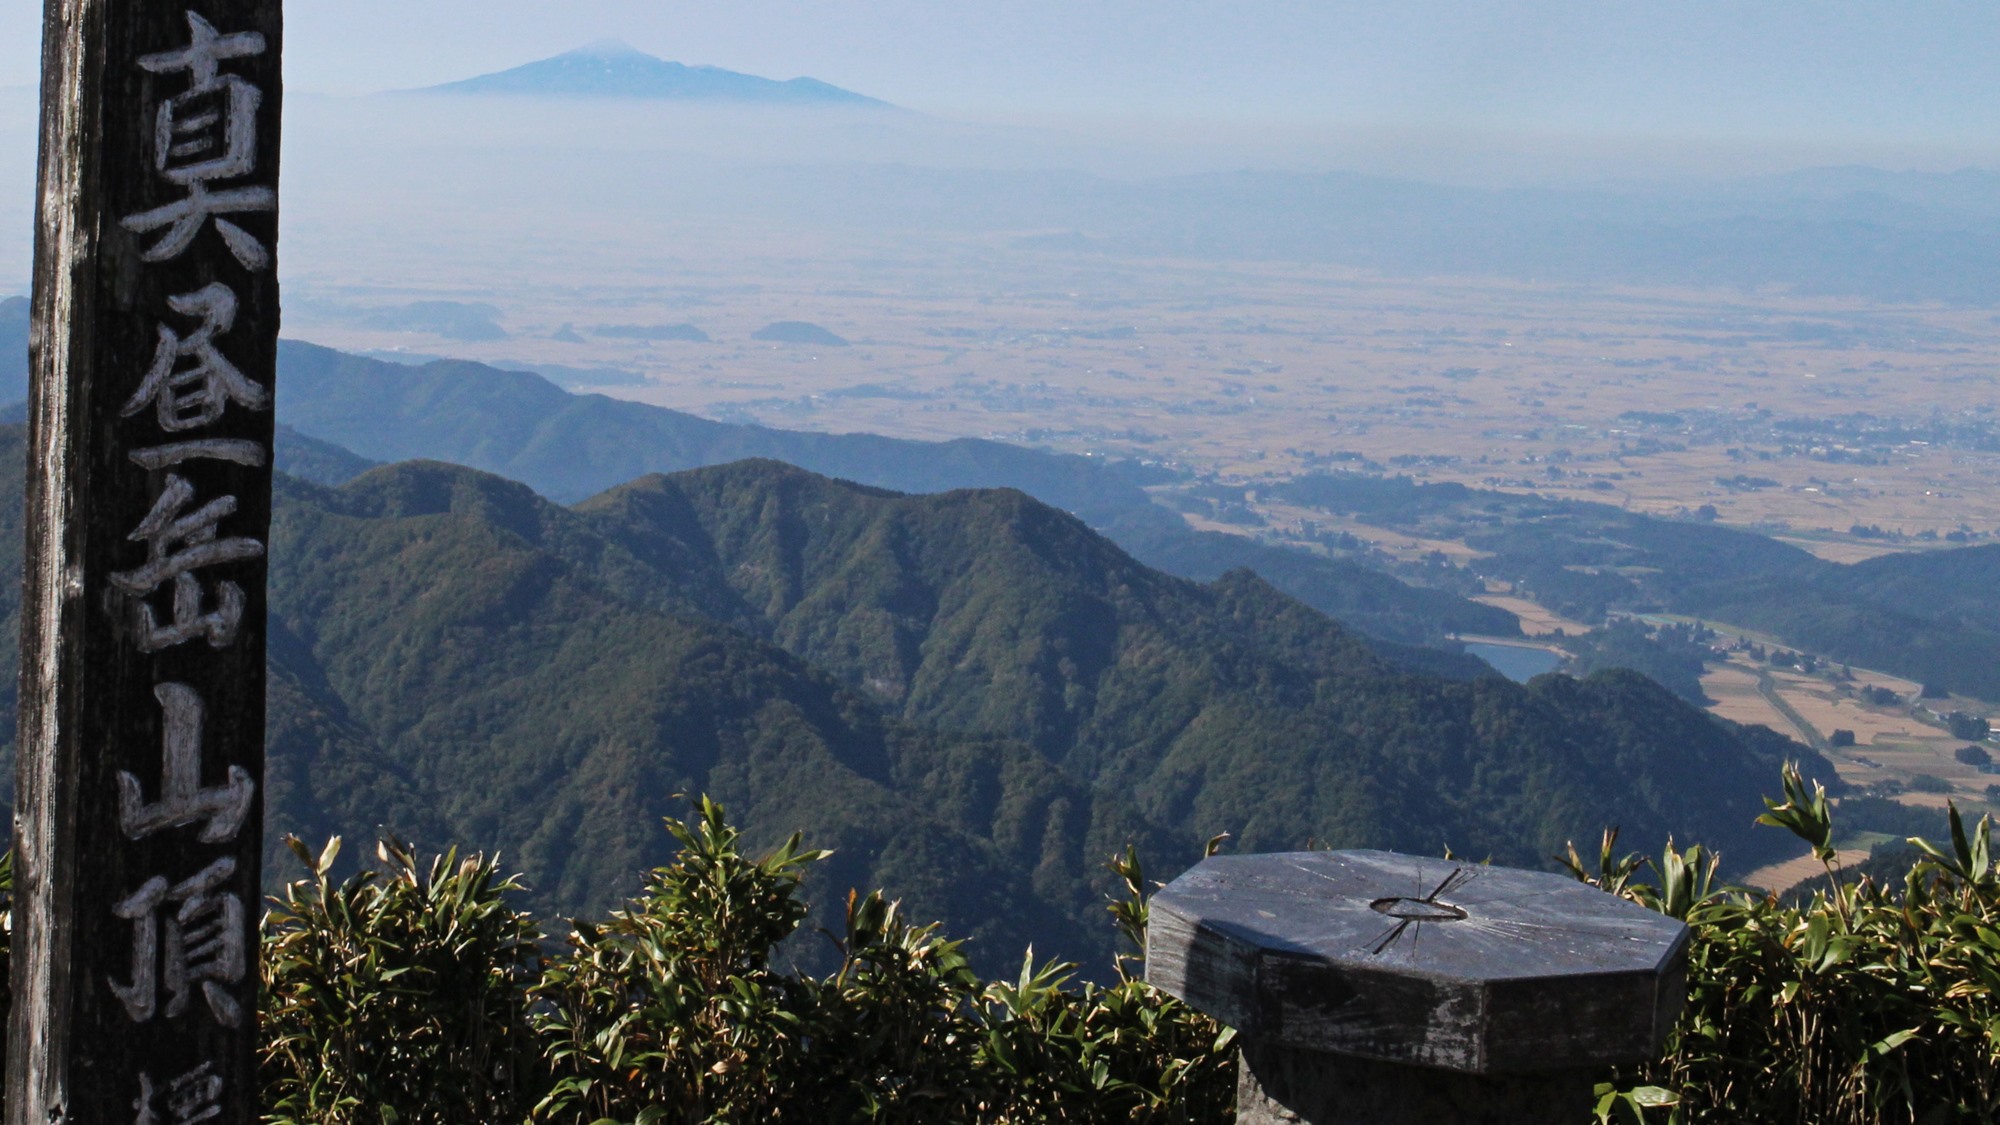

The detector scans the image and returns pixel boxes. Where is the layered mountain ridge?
[0,427,1828,973]
[270,341,1517,659]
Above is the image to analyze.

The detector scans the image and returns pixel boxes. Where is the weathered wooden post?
[11,1,282,1121]
[1147,850,1689,1125]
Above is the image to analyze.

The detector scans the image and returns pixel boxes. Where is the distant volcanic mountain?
[426,40,892,107]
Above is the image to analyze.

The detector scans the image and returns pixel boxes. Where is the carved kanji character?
[124,284,269,432]
[129,439,267,472]
[109,474,265,651]
[133,1063,223,1124]
[121,13,274,269]
[118,683,254,843]
[110,858,245,1027]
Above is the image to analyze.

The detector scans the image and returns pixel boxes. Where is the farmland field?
[282,222,2000,550]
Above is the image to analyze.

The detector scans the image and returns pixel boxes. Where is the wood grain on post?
[1147,850,1690,1125]
[10,2,281,1122]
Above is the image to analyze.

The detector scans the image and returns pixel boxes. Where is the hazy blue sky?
[2,1,1999,149]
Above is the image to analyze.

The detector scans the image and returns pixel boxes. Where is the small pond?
[1464,642,1565,684]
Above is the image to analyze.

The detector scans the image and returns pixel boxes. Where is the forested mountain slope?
[264,343,2000,697]
[557,460,1820,872]
[0,423,1830,971]
[272,342,1516,649]
[0,424,1154,969]
[1279,472,2000,699]
[267,463,1166,965]
[1832,542,2000,623]
[1681,542,2000,688]
[1275,473,1820,617]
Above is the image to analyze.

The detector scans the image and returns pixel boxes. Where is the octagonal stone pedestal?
[1146,850,1690,1125]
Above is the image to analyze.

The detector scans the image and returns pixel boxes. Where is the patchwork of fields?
[281,225,2000,547]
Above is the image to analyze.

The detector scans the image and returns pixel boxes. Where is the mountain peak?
[564,38,648,60]
[425,44,892,108]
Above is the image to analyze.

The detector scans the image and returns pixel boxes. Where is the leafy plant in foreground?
[1588,764,2000,1125]
[260,836,544,1124]
[530,797,828,1123]
[525,798,1235,1124]
[32,763,2000,1123]
[971,842,1236,1124]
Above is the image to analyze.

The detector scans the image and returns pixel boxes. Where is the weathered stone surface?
[1146,850,1689,1073]
[1235,1042,1597,1124]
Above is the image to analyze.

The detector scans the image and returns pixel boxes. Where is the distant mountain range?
[0,430,1832,974]
[10,333,1998,699]
[0,332,1874,974]
[261,343,2000,705]
[0,334,1515,658]
[425,41,891,108]
[270,342,1515,660]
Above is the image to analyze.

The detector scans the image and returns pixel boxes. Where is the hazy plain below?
[9,84,2000,547]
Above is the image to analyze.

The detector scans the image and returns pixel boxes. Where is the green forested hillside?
[1275,472,1819,619]
[1681,581,2000,699]
[0,424,1832,973]
[1095,506,1516,658]
[557,459,1818,868]
[1835,542,2000,622]
[266,464,1164,967]
[275,422,380,485]
[1676,544,2000,699]
[270,342,1514,650]
[1277,471,2000,699]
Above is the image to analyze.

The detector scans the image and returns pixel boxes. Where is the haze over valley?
[7,18,2000,918]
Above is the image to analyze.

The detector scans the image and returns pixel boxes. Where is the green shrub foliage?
[529,799,832,1122]
[0,779,1997,1121]
[260,836,546,1123]
[257,798,1234,1124]
[1583,764,2000,1124]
